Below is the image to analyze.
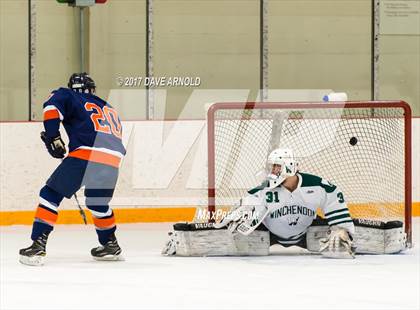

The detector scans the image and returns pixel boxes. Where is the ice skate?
[19,233,49,266]
[91,235,123,261]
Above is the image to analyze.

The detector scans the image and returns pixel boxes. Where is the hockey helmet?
[68,72,96,93]
[266,148,298,188]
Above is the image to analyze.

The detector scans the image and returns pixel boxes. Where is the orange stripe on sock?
[43,109,60,121]
[68,149,121,168]
[93,216,116,229]
[35,206,58,225]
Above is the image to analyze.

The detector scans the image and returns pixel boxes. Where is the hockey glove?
[234,205,269,235]
[214,196,269,236]
[319,226,355,259]
[40,131,66,159]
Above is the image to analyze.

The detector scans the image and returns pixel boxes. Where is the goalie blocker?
[162,219,407,256]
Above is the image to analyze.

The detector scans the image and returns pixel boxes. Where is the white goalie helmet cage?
[266,148,298,188]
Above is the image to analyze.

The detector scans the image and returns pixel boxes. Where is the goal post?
[207,101,412,245]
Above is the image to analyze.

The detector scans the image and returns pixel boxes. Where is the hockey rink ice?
[1,220,419,310]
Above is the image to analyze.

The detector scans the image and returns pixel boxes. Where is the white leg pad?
[307,219,407,254]
[164,223,270,256]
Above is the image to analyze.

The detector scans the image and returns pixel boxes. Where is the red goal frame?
[207,101,412,245]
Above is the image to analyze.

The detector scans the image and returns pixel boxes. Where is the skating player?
[19,73,126,266]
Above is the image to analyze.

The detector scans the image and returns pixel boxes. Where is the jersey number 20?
[84,102,122,139]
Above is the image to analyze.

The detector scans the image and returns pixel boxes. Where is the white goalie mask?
[266,148,298,188]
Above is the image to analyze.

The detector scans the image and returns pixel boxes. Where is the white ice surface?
[1,220,419,310]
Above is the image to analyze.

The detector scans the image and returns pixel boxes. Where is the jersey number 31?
[84,102,122,139]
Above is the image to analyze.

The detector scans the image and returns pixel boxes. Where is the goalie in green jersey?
[214,148,356,258]
[162,148,407,258]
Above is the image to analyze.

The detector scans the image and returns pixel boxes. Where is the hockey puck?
[349,137,358,146]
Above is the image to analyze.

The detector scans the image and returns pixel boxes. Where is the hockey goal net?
[207,101,412,244]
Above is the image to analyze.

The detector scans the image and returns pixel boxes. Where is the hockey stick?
[72,190,87,225]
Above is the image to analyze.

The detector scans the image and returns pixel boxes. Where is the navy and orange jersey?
[43,88,126,168]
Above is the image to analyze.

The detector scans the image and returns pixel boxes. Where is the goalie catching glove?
[214,195,270,235]
[319,226,355,259]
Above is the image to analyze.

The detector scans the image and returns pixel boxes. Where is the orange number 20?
[84,102,122,139]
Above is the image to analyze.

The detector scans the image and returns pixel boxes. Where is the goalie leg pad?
[306,219,407,254]
[162,223,270,256]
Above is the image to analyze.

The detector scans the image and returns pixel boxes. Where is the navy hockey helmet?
[68,72,96,93]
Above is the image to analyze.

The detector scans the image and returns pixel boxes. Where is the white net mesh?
[209,102,409,223]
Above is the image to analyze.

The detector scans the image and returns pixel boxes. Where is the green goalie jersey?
[247,172,355,245]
